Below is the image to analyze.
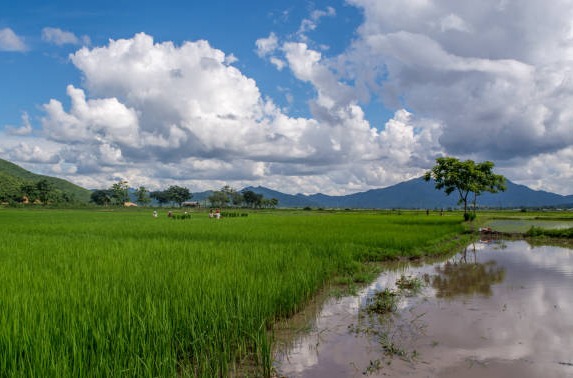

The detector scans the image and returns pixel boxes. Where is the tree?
[166,185,191,207]
[110,180,129,205]
[150,190,170,207]
[20,183,39,203]
[208,190,230,208]
[57,191,76,204]
[208,186,245,208]
[470,161,506,213]
[0,173,22,203]
[424,157,506,219]
[242,190,263,208]
[91,189,113,206]
[221,186,243,207]
[36,179,54,205]
[134,186,151,206]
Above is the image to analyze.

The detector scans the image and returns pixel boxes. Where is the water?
[273,240,573,377]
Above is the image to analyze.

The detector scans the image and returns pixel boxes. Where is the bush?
[171,213,191,220]
[464,212,476,222]
[220,212,248,218]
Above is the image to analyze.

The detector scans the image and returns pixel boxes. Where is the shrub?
[464,212,476,222]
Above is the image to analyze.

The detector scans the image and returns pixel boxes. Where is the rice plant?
[0,208,463,376]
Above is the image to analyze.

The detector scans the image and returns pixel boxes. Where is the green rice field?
[0,208,466,377]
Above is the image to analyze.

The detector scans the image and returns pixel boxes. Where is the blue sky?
[1,1,370,126]
[1,1,573,195]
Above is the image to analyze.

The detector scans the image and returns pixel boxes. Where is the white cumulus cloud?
[27,32,445,193]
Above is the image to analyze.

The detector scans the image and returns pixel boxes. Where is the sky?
[1,0,573,195]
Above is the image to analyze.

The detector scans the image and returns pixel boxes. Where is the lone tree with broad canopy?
[424,157,506,220]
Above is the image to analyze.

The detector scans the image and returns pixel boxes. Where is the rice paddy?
[0,208,465,377]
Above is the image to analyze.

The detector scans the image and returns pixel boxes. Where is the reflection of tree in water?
[427,246,506,298]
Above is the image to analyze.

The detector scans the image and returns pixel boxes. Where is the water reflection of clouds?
[274,241,573,377]
[519,242,573,277]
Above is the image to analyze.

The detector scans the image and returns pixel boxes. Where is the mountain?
[189,190,215,202]
[245,178,573,209]
[0,158,92,203]
[3,156,570,209]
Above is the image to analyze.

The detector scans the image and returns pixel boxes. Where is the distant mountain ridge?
[243,178,573,209]
[2,158,571,208]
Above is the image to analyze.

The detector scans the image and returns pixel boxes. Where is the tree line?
[207,185,278,208]
[90,182,279,209]
[0,176,77,205]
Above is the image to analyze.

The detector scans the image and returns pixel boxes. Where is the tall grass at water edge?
[0,209,464,376]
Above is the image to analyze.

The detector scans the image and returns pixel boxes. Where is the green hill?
[0,158,91,203]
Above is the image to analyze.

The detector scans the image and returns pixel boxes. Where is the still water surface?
[273,240,573,377]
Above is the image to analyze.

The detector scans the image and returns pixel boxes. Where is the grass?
[395,275,424,296]
[477,210,573,233]
[0,208,465,377]
[365,288,400,315]
[525,226,573,238]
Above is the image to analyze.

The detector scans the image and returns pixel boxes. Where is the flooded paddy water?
[273,239,573,377]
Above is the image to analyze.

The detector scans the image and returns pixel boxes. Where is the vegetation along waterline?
[0,208,469,377]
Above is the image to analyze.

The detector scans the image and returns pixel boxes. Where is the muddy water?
[273,241,573,377]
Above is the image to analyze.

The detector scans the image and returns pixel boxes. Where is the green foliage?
[134,186,151,206]
[150,190,170,206]
[395,275,424,296]
[110,180,129,205]
[208,190,230,207]
[219,212,249,217]
[424,157,506,218]
[0,210,463,376]
[242,190,263,208]
[365,288,400,314]
[170,212,192,220]
[90,189,112,206]
[0,172,22,202]
[206,186,234,208]
[0,158,91,203]
[36,179,54,204]
[206,186,279,209]
[525,226,573,238]
[463,212,476,222]
[166,185,191,207]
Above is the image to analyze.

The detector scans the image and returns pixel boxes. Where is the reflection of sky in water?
[273,241,573,377]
